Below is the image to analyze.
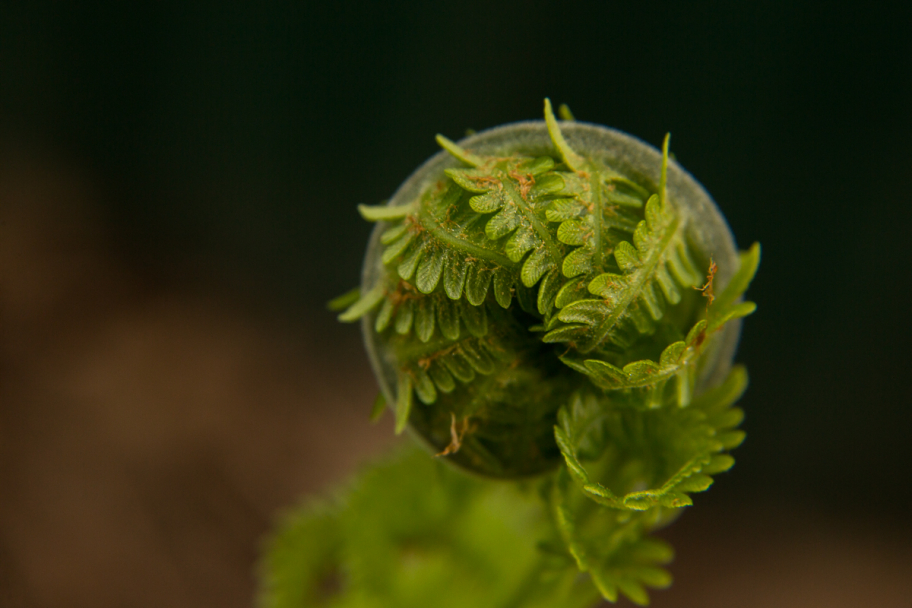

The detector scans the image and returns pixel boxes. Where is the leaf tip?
[327,287,360,312]
[394,373,413,434]
[436,133,481,166]
[369,392,387,423]
[544,98,583,171]
[660,133,671,207]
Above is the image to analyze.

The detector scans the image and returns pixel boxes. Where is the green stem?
[419,204,516,268]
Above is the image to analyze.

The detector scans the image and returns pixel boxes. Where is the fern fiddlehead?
[340,99,756,477]
[264,100,759,607]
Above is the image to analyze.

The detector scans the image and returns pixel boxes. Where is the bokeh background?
[2,2,910,607]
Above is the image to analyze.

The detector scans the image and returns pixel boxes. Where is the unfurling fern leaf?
[339,100,754,474]
[550,464,676,605]
[560,242,760,408]
[296,99,761,607]
[554,366,748,513]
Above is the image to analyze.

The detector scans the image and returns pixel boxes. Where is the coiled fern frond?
[261,100,759,607]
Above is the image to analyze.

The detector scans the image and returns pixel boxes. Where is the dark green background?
[2,1,910,516]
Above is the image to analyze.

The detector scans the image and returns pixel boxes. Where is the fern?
[554,366,748,513]
[358,144,570,316]
[339,113,723,427]
[542,136,703,357]
[265,100,760,607]
[560,243,760,407]
[549,466,676,605]
[543,191,701,351]
[260,447,603,608]
[258,503,345,608]
[534,364,749,605]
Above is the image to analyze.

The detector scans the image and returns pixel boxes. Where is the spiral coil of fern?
[339,100,757,480]
[323,100,760,605]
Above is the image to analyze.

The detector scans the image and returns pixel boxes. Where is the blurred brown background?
[1,2,911,607]
[0,160,397,607]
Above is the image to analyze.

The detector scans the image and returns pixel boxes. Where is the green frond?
[533,129,708,358]
[371,302,547,450]
[558,298,744,405]
[359,124,757,430]
[395,330,511,407]
[559,338,696,407]
[259,447,602,608]
[550,467,674,606]
[313,101,760,605]
[257,502,344,608]
[352,111,759,479]
[390,337,576,476]
[365,111,702,349]
[552,240,758,400]
[553,367,747,516]
[361,146,580,341]
[543,191,701,353]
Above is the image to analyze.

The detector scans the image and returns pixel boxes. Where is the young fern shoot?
[260,100,759,607]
